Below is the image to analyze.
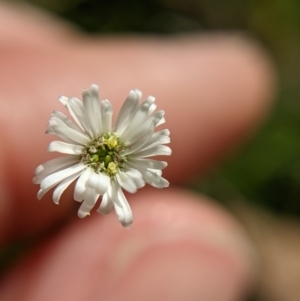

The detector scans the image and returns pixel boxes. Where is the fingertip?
[0,189,257,301]
[160,34,277,181]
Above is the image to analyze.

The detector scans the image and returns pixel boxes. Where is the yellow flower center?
[107,162,118,175]
[105,135,118,149]
[81,132,127,177]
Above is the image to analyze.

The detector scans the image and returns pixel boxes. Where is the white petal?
[59,96,86,132]
[150,130,171,141]
[46,117,74,144]
[46,124,89,145]
[86,170,99,189]
[37,188,49,200]
[58,95,68,105]
[143,110,165,129]
[149,168,162,176]
[121,96,155,139]
[116,171,138,194]
[138,168,169,188]
[132,145,172,158]
[123,169,145,189]
[90,84,103,136]
[157,129,170,137]
[136,135,170,153]
[122,123,152,145]
[101,99,113,133]
[109,181,133,228]
[123,124,154,155]
[148,103,157,115]
[97,193,114,214]
[82,89,96,137]
[129,158,168,170]
[34,156,78,179]
[40,162,85,192]
[125,168,142,178]
[78,187,99,218]
[85,171,110,196]
[156,117,166,127]
[74,168,91,202]
[114,90,141,134]
[95,172,111,195]
[82,86,102,137]
[51,111,81,132]
[126,129,170,155]
[52,171,82,204]
[48,141,84,155]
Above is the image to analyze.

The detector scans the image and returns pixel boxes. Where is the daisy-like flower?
[33,84,171,228]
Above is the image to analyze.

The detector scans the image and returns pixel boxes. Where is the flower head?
[33,84,171,228]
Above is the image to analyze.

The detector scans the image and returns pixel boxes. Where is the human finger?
[0,3,276,243]
[0,189,257,301]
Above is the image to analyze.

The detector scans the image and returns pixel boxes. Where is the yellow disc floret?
[107,162,118,175]
[81,132,127,177]
[105,135,118,149]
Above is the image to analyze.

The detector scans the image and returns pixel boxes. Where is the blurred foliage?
[20,0,300,217]
[22,0,202,33]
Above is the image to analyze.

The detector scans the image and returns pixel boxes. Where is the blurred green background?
[19,0,300,217]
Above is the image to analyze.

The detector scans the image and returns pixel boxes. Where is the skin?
[0,2,276,301]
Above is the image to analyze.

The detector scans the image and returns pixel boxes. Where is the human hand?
[0,2,276,300]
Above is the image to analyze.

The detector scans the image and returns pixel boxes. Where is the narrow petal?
[32,160,78,184]
[48,141,84,155]
[124,127,169,155]
[74,168,91,202]
[109,181,133,228]
[135,135,170,153]
[46,117,74,144]
[131,145,172,158]
[136,167,169,188]
[95,172,111,195]
[59,96,87,132]
[34,156,78,177]
[101,99,113,133]
[120,96,155,139]
[46,124,89,145]
[58,95,68,105]
[82,89,96,137]
[149,168,162,176]
[78,187,99,218]
[51,111,81,132]
[97,193,114,214]
[156,117,166,127]
[156,129,170,137]
[40,162,85,191]
[123,129,153,156]
[116,171,138,194]
[122,123,152,146]
[52,171,82,204]
[148,103,157,115]
[129,158,168,170]
[125,168,145,189]
[37,188,49,200]
[90,84,103,136]
[114,90,141,134]
[143,110,165,129]
[82,85,102,137]
[86,170,99,189]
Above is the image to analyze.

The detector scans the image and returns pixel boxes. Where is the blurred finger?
[0,189,257,301]
[0,3,276,243]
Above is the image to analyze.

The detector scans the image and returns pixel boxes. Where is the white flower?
[33,84,171,228]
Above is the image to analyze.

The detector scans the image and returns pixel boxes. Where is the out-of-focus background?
[10,0,300,300]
